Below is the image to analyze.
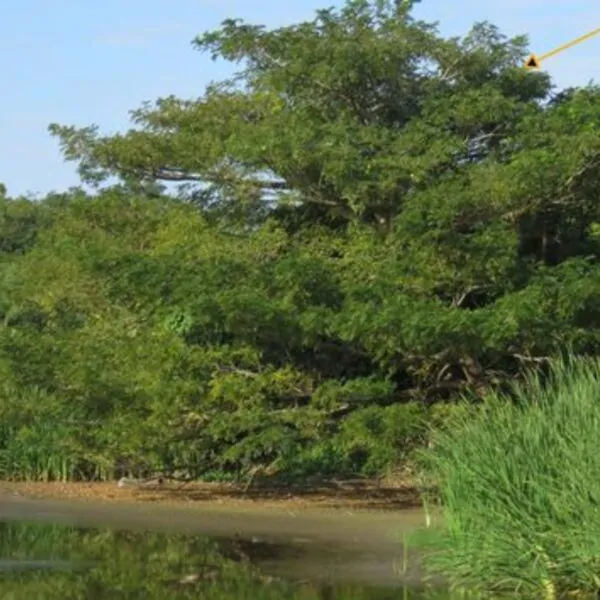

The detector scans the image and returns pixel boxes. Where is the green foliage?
[0,0,600,483]
[48,0,550,229]
[416,356,600,597]
[336,403,427,475]
[0,176,442,481]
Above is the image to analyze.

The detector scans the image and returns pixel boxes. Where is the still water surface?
[0,495,454,598]
[0,520,456,599]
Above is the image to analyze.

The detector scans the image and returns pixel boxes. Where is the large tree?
[49,0,550,230]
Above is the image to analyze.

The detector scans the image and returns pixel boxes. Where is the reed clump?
[417,354,600,598]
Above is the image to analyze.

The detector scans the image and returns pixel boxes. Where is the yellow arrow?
[524,25,600,69]
[524,54,540,69]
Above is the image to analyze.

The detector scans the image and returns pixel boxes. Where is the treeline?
[0,188,429,481]
[2,0,600,481]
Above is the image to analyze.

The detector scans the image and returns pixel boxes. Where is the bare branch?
[453,286,481,307]
[152,168,290,189]
[512,353,550,363]
[216,367,260,378]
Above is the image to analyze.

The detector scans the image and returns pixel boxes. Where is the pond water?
[0,494,453,598]
[0,520,453,599]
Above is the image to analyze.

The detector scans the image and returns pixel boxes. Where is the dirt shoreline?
[0,478,423,512]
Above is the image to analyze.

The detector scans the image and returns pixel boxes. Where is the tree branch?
[512,353,550,363]
[152,167,290,189]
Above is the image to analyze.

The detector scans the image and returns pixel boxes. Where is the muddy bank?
[0,486,430,547]
[0,478,421,511]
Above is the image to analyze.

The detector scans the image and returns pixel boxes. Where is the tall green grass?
[417,355,600,598]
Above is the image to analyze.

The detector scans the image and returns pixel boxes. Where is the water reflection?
[0,521,451,599]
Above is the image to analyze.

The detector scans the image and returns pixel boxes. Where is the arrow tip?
[524,54,540,69]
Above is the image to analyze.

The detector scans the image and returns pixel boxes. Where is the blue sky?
[2,0,600,197]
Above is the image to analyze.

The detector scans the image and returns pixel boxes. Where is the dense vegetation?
[2,0,600,482]
[417,356,600,598]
